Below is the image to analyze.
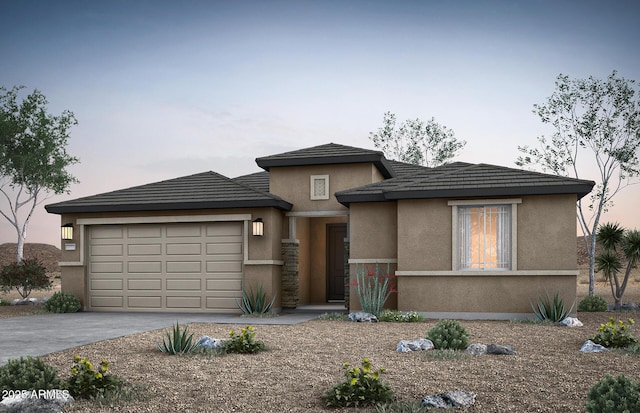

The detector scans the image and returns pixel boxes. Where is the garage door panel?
[167,296,202,308]
[89,222,243,312]
[166,243,202,255]
[91,262,123,273]
[207,261,242,273]
[206,279,242,291]
[91,279,123,290]
[166,279,201,290]
[128,279,162,290]
[128,261,162,273]
[128,244,162,255]
[166,261,201,273]
[128,296,162,308]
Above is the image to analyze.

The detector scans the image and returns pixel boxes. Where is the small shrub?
[0,356,62,392]
[44,291,81,313]
[379,309,424,323]
[0,259,52,299]
[585,374,640,413]
[422,349,469,361]
[530,290,574,322]
[426,319,470,350]
[324,358,394,408]
[352,263,396,317]
[156,321,200,355]
[578,295,609,312]
[66,356,124,399]
[236,284,276,314]
[318,312,348,321]
[224,325,266,354]
[591,317,638,348]
[0,298,8,306]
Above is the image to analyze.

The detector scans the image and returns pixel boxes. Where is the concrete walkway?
[0,310,324,365]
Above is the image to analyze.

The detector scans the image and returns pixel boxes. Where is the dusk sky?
[1,0,639,248]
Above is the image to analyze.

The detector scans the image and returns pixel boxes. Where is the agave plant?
[156,321,199,355]
[530,291,574,322]
[236,284,276,314]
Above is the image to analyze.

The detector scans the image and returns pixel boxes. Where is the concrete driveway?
[0,311,320,365]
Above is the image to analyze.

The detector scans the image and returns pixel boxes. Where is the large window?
[458,205,511,270]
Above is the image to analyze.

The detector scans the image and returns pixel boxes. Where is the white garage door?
[88,222,243,312]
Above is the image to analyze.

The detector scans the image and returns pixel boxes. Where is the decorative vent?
[310,175,329,200]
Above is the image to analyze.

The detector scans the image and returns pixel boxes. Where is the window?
[458,205,511,270]
[310,175,329,200]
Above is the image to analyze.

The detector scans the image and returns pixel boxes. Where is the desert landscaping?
[1,242,640,412]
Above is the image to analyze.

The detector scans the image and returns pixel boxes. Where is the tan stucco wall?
[296,217,311,304]
[243,265,281,310]
[517,194,577,270]
[397,199,452,271]
[397,274,576,316]
[60,266,87,308]
[348,263,398,312]
[269,164,384,212]
[349,202,397,259]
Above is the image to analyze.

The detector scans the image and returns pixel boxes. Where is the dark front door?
[326,223,347,302]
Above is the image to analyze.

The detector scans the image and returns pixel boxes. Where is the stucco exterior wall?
[269,164,384,212]
[349,202,397,259]
[296,217,311,304]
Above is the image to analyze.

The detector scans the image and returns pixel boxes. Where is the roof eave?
[384,184,595,200]
[256,154,395,178]
[45,199,293,214]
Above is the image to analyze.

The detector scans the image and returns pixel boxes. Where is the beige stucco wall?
[57,207,285,308]
[349,202,397,259]
[296,217,311,304]
[269,164,384,212]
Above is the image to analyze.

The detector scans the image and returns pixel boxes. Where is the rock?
[348,312,378,322]
[486,344,516,355]
[465,343,487,356]
[560,317,583,327]
[580,340,609,353]
[197,336,226,349]
[421,389,476,409]
[0,389,74,413]
[608,302,639,312]
[397,339,434,353]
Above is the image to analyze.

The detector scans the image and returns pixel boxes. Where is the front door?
[326,223,347,302]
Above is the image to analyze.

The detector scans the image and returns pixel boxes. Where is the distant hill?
[0,243,61,273]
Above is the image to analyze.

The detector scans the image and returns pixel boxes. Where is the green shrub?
[379,309,424,323]
[426,319,470,350]
[585,374,640,413]
[235,284,276,314]
[578,295,609,312]
[0,298,8,306]
[353,263,395,317]
[224,325,266,354]
[66,356,124,399]
[0,259,52,299]
[156,321,200,355]
[44,291,81,313]
[0,356,62,392]
[530,290,574,322]
[591,317,638,348]
[324,358,394,408]
[422,349,469,361]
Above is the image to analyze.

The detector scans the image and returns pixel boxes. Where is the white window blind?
[458,205,510,270]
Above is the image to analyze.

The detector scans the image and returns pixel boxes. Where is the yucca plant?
[156,321,199,355]
[596,223,640,308]
[235,284,276,314]
[530,290,574,322]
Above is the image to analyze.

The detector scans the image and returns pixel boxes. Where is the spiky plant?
[156,321,199,355]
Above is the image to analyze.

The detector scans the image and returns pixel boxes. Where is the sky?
[1,0,639,248]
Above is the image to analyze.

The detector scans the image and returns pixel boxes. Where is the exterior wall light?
[252,218,264,237]
[61,223,74,240]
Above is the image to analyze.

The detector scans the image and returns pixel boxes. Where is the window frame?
[310,175,330,200]
[448,198,521,271]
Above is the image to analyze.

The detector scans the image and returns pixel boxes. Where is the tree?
[516,71,640,295]
[369,111,466,167]
[595,222,640,308]
[0,86,79,262]
[0,258,52,300]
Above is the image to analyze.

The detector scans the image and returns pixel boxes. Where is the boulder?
[197,336,226,349]
[0,389,74,413]
[397,339,434,353]
[421,389,476,409]
[465,343,487,356]
[580,340,609,353]
[486,344,516,355]
[560,317,583,327]
[348,312,378,322]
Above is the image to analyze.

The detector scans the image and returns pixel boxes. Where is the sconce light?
[252,218,264,237]
[61,223,74,240]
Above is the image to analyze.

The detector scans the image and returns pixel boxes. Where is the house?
[45,143,594,319]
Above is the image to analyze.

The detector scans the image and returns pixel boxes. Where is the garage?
[88,221,243,312]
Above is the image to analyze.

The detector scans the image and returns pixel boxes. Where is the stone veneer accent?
[281,240,299,308]
[343,240,350,311]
